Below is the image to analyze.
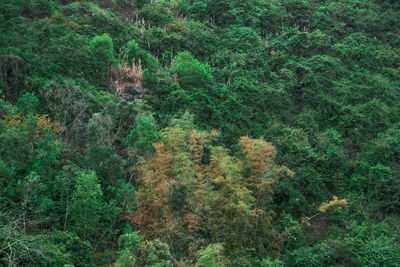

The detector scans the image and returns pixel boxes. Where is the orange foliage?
[130,127,289,254]
[183,213,198,233]
[190,130,218,171]
[318,196,348,213]
[35,114,62,135]
[4,113,61,136]
[4,113,21,126]
[131,196,159,238]
[239,136,276,176]
[96,8,107,15]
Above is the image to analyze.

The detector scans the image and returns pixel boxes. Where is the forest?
[1,0,400,266]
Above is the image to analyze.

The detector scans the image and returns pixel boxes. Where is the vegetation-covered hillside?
[1,0,400,266]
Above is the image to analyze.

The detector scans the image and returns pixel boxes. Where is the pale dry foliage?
[134,15,147,36]
[125,14,147,35]
[318,196,348,213]
[111,61,143,94]
[172,72,179,84]
[299,196,348,227]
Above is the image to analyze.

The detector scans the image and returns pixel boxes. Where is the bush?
[89,34,115,84]
[139,3,174,27]
[116,233,173,267]
[172,51,213,90]
[15,92,39,114]
[197,243,225,267]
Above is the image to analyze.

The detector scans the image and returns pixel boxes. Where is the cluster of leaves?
[1,0,400,265]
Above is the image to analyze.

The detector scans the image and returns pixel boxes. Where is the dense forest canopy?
[1,0,400,266]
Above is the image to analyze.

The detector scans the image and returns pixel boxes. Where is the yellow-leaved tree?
[131,114,292,260]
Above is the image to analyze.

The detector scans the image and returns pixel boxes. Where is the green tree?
[70,170,105,241]
[126,112,160,156]
[15,92,39,115]
[89,34,115,84]
[116,232,173,267]
[90,34,114,64]
[172,52,214,90]
[197,243,225,267]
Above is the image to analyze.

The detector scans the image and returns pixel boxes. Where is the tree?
[0,211,70,266]
[131,114,290,260]
[15,93,39,115]
[69,170,105,242]
[196,243,225,267]
[139,3,174,27]
[116,232,173,267]
[172,52,214,90]
[39,79,91,143]
[89,34,115,84]
[126,112,161,157]
[90,34,114,64]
